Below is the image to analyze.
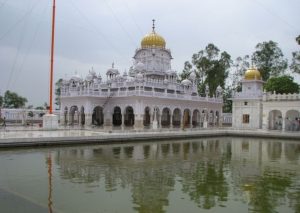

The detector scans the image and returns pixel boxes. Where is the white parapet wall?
[0,108,60,125]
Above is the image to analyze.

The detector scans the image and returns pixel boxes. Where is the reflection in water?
[53,138,300,212]
[47,153,53,213]
[0,138,300,213]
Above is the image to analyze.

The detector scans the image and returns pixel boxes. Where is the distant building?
[232,68,300,131]
[59,22,223,129]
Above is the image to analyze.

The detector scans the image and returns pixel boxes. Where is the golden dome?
[141,20,166,48]
[141,32,166,48]
[244,68,262,80]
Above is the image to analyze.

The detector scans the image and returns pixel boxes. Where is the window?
[244,102,248,106]
[243,114,250,123]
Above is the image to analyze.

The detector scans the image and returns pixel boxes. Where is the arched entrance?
[113,106,122,126]
[161,107,171,127]
[172,108,181,127]
[64,106,68,125]
[268,110,282,130]
[80,106,85,125]
[92,106,104,126]
[285,110,300,131]
[209,110,214,126]
[183,109,191,128]
[124,106,134,126]
[69,106,78,125]
[143,107,151,127]
[192,110,200,127]
[215,111,220,126]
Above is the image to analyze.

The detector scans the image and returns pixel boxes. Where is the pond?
[0,137,299,213]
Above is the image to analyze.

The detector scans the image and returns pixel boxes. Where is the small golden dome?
[141,20,166,48]
[244,68,261,80]
[141,32,166,48]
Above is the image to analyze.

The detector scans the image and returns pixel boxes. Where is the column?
[180,113,184,129]
[85,112,92,126]
[134,114,143,129]
[121,114,125,130]
[170,113,173,128]
[190,114,193,128]
[103,109,112,129]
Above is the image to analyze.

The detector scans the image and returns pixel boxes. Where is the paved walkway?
[0,126,299,148]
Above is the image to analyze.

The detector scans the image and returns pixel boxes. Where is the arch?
[172,108,181,127]
[92,106,104,126]
[192,109,200,127]
[285,110,300,131]
[80,106,85,125]
[183,109,191,128]
[143,107,151,127]
[268,110,282,130]
[69,106,79,125]
[161,107,171,127]
[124,106,134,126]
[64,106,68,125]
[209,110,214,126]
[215,111,220,126]
[113,106,122,126]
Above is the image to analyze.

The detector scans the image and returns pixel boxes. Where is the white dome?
[106,68,119,75]
[136,72,143,80]
[70,74,82,82]
[135,62,145,72]
[181,79,192,86]
[85,73,93,81]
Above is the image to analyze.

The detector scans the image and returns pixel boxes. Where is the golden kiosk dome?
[244,67,262,80]
[141,20,166,49]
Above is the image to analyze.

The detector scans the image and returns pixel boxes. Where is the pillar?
[170,113,173,128]
[134,114,143,129]
[85,112,92,126]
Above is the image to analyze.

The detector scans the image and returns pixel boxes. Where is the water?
[0,137,299,213]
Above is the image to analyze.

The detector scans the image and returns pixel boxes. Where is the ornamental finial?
[152,19,155,32]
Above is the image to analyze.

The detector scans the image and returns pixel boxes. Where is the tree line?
[180,37,300,112]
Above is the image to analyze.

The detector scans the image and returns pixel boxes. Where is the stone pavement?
[0,126,299,148]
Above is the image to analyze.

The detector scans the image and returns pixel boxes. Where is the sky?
[0,0,299,106]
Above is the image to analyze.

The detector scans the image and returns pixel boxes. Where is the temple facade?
[59,23,223,129]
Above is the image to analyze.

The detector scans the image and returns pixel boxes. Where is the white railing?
[222,113,232,125]
[0,109,60,123]
[263,92,300,101]
[62,89,223,103]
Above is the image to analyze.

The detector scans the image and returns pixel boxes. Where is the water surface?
[0,137,300,213]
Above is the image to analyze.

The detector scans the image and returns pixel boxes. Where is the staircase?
[102,91,115,109]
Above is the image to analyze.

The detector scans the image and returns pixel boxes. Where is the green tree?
[251,41,288,81]
[55,78,63,109]
[0,95,3,107]
[290,51,300,74]
[223,87,233,113]
[181,43,232,96]
[264,75,299,94]
[3,90,27,108]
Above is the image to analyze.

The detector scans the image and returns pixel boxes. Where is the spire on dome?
[152,19,155,32]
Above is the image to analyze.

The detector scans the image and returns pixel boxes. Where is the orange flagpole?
[49,0,56,114]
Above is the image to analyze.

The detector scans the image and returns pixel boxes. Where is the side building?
[232,68,300,131]
[59,23,223,129]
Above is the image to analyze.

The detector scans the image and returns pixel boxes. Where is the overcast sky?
[0,0,299,106]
